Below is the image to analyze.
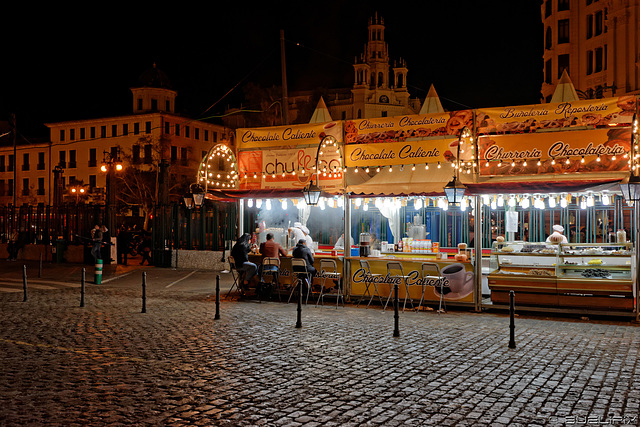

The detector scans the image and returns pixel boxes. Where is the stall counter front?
[346,256,475,306]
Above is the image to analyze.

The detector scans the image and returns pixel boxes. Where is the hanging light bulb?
[551,158,556,165]
[363,202,369,211]
[508,196,516,207]
[389,165,393,172]
[365,167,370,173]
[437,162,441,169]
[282,199,288,210]
[580,197,587,209]
[490,199,497,210]
[586,194,594,207]
[414,198,422,210]
[565,157,570,164]
[560,197,567,208]
[548,196,556,208]
[537,159,542,166]
[602,193,610,205]
[497,195,504,207]
[376,166,381,173]
[411,164,416,171]
[256,199,262,208]
[482,195,490,205]
[247,199,253,208]
[355,198,362,207]
[425,164,429,170]
[521,196,530,209]
[265,199,272,210]
[354,166,359,173]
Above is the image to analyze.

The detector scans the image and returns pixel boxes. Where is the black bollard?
[214,275,221,320]
[80,268,86,308]
[295,278,302,329]
[393,282,400,337]
[508,290,516,349]
[22,265,28,302]
[141,271,147,313]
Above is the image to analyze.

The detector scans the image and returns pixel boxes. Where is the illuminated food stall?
[470,96,639,316]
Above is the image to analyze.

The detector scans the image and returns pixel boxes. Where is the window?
[37,178,45,195]
[0,156,4,172]
[22,153,29,171]
[70,129,75,140]
[90,127,96,139]
[60,129,65,142]
[604,44,607,70]
[558,54,570,78]
[165,122,171,134]
[558,0,569,11]
[80,128,86,140]
[134,123,140,135]
[59,151,66,168]
[594,47,603,72]
[37,152,45,170]
[171,146,178,163]
[175,124,180,136]
[195,128,199,140]
[7,179,13,196]
[0,180,4,196]
[144,144,152,164]
[181,147,188,165]
[213,132,218,142]
[112,124,117,137]
[204,130,209,141]
[381,111,388,117]
[132,145,141,164]
[89,175,96,190]
[22,178,29,196]
[100,126,106,138]
[185,126,190,138]
[587,14,593,39]
[137,98,143,111]
[69,150,77,168]
[545,27,552,49]
[145,121,151,134]
[89,148,97,167]
[151,99,158,111]
[123,123,128,136]
[558,19,569,44]
[594,10,603,36]
[587,50,593,74]
[545,0,552,17]
[545,59,553,83]
[165,100,170,111]
[8,155,14,172]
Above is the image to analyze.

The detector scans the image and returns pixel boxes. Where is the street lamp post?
[70,186,86,204]
[444,127,470,206]
[100,150,122,244]
[302,135,337,205]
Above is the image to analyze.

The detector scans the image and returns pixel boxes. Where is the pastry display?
[581,268,611,278]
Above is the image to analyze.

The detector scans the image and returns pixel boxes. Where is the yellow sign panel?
[344,138,463,167]
[237,121,342,150]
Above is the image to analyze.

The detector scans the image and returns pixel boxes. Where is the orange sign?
[479,128,631,176]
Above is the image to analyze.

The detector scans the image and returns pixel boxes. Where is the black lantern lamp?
[184,183,206,209]
[444,175,467,205]
[302,180,322,206]
[444,127,470,205]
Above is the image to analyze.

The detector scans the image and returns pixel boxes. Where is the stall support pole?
[635,203,640,323]
[474,195,483,312]
[343,194,351,301]
[238,199,245,237]
[509,290,516,349]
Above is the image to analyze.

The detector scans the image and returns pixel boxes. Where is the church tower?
[350,14,419,119]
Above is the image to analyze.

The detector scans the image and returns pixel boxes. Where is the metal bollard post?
[393,282,400,337]
[141,271,147,313]
[94,258,103,284]
[214,275,220,320]
[508,290,516,349]
[295,278,302,329]
[22,265,28,302]
[80,268,86,307]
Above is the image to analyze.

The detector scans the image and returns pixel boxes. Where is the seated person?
[292,239,317,278]
[258,232,287,280]
[333,233,345,250]
[231,233,257,287]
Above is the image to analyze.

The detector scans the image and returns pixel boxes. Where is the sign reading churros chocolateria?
[479,128,632,176]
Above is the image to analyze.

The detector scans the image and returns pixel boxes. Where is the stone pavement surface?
[0,264,639,426]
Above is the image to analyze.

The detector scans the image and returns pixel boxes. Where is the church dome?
[137,63,172,89]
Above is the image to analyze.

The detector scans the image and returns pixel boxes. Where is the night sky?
[1,1,542,138]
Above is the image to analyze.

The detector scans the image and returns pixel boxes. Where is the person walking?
[117,225,131,265]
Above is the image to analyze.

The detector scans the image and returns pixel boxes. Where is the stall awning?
[206,187,342,202]
[346,165,474,197]
[465,172,627,195]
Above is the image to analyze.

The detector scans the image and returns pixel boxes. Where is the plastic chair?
[225,256,244,299]
[383,261,414,312]
[356,259,384,308]
[421,262,443,313]
[316,259,344,308]
[261,257,281,301]
[289,258,311,305]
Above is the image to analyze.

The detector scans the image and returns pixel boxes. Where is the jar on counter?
[616,229,627,243]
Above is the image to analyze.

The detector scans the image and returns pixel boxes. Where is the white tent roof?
[550,70,580,103]
[309,97,333,123]
[419,84,444,114]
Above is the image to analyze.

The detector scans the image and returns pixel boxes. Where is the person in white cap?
[300,224,315,254]
[546,224,568,244]
[289,222,305,249]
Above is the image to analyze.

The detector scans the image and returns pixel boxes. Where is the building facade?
[0,65,232,208]
[541,0,640,101]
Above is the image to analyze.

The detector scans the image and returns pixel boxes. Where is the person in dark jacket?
[231,233,257,287]
[292,239,316,277]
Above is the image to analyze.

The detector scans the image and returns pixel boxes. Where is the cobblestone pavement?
[1,281,639,426]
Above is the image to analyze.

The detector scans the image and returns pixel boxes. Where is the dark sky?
[1,1,543,137]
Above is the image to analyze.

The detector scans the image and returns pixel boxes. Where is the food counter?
[488,242,635,311]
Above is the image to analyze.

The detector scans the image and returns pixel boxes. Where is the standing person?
[231,233,257,287]
[258,232,287,280]
[139,231,152,265]
[546,224,568,244]
[6,229,19,261]
[90,225,103,261]
[117,225,131,265]
[299,225,315,254]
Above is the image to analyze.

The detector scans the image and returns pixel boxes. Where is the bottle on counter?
[617,229,627,244]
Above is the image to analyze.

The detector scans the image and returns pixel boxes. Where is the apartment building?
[541,0,640,101]
[0,65,232,206]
